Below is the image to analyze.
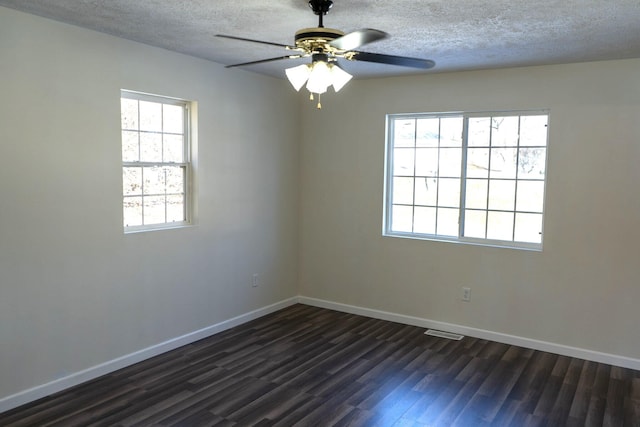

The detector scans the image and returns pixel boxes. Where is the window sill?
[383,231,543,252]
[124,222,194,234]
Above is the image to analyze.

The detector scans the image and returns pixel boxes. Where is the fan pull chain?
[307,92,321,109]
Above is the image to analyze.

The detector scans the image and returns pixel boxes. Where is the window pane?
[518,148,546,179]
[464,210,486,239]
[123,196,142,227]
[394,148,415,176]
[516,180,544,212]
[163,104,184,134]
[520,115,548,147]
[393,177,414,205]
[416,118,440,147]
[121,98,138,130]
[436,207,459,236]
[165,166,185,195]
[385,112,547,249]
[440,117,463,147]
[467,148,489,178]
[487,211,514,241]
[144,195,166,225]
[414,177,437,206]
[488,180,516,211]
[143,166,166,195]
[122,131,139,162]
[394,119,416,147]
[468,117,491,147]
[123,167,142,196]
[139,101,162,132]
[415,148,438,176]
[140,133,162,162]
[438,178,460,208]
[121,92,190,231]
[166,194,185,222]
[490,148,517,179]
[465,179,488,210]
[514,213,543,243]
[491,116,519,147]
[414,206,436,234]
[163,134,184,163]
[392,205,413,232]
[439,148,462,177]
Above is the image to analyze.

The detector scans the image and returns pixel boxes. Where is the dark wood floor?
[2,304,640,426]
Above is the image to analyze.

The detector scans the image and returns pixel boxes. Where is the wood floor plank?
[2,304,640,426]
[585,395,607,426]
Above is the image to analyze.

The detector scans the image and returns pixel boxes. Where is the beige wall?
[299,59,640,360]
[0,7,299,400]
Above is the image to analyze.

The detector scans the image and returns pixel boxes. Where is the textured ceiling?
[1,0,640,79]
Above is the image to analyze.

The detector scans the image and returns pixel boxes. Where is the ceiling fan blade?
[352,51,435,69]
[329,29,388,51]
[216,34,292,49]
[225,55,303,68]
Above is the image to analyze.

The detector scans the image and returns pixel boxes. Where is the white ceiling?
[2,0,640,79]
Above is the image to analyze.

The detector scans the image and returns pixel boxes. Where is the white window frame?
[121,90,193,233]
[383,110,549,251]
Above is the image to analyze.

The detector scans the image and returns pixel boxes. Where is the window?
[384,111,549,250]
[121,91,192,231]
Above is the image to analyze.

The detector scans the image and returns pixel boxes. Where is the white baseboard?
[298,296,640,371]
[4,295,639,414]
[0,297,298,414]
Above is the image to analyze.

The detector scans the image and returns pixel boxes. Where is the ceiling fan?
[217,0,435,108]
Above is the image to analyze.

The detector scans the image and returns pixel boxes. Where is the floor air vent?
[425,329,464,340]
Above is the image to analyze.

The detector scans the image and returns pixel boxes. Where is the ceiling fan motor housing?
[294,27,345,55]
[295,27,344,44]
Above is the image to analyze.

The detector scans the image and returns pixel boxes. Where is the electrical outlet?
[252,273,259,288]
[462,287,471,302]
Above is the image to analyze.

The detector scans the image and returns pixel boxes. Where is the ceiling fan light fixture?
[305,60,332,94]
[285,64,311,91]
[330,63,352,92]
[283,41,354,104]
